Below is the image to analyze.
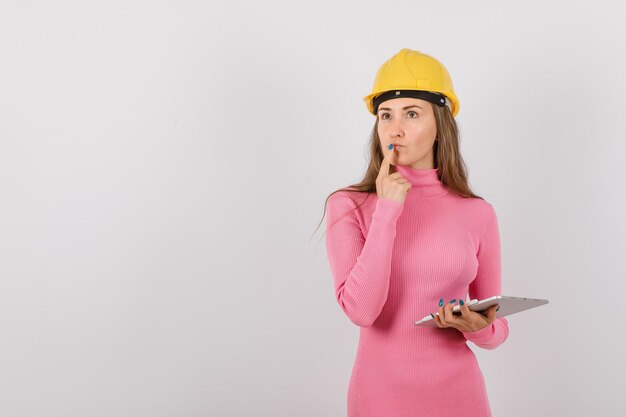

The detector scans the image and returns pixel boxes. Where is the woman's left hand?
[432,299,499,332]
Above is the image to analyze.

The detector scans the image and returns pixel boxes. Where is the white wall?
[1,1,624,416]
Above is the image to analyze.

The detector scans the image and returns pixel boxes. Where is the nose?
[389,118,404,138]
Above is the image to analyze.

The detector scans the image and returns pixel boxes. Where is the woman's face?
[377,97,438,169]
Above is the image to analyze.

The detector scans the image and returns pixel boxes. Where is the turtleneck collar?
[394,165,448,197]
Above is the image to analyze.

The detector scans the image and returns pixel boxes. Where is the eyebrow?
[378,105,423,111]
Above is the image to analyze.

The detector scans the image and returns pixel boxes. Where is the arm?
[461,204,510,350]
[325,192,403,327]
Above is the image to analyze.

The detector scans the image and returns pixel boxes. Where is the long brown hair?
[310,102,483,241]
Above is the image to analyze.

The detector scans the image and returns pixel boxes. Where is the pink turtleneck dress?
[325,165,509,417]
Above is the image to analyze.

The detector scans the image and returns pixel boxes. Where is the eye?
[408,111,418,118]
[380,113,389,120]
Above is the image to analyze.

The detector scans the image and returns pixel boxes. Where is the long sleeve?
[461,204,510,350]
[325,192,404,327]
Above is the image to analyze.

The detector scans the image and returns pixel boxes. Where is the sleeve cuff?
[461,322,495,344]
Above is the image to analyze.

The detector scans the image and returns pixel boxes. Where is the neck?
[394,165,448,197]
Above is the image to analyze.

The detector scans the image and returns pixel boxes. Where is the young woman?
[321,48,509,416]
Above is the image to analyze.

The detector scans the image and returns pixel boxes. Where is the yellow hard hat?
[363,48,460,117]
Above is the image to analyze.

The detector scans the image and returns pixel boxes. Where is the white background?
[1,1,624,416]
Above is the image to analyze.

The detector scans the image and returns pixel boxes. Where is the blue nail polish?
[496,306,500,312]
[430,313,435,318]
[450,299,457,304]
[459,299,464,306]
[439,298,444,307]
[388,144,393,150]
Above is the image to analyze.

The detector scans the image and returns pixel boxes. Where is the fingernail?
[496,306,500,312]
[388,144,393,150]
[459,299,464,306]
[439,298,444,307]
[449,299,457,304]
[430,313,435,318]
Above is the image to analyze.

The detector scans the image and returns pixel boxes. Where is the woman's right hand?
[376,144,411,204]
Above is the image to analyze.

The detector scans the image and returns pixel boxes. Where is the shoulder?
[328,189,356,205]
[471,197,496,218]
[467,196,496,222]
[469,198,498,236]
[448,194,497,231]
[451,192,495,213]
[327,189,372,211]
[326,190,376,230]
